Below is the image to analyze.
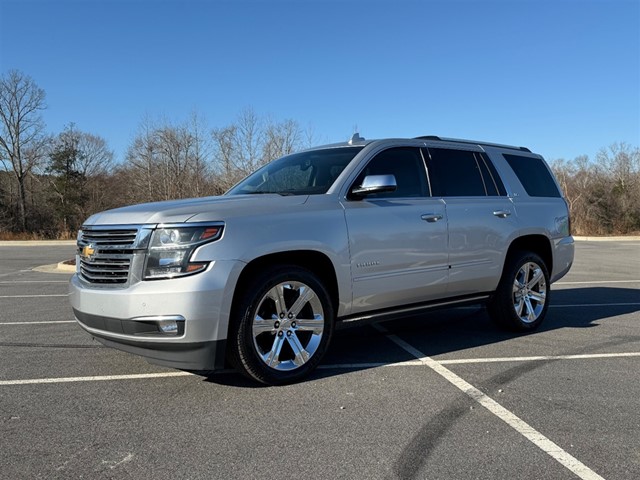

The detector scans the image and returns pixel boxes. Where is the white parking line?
[438,352,640,364]
[318,352,640,370]
[0,281,69,284]
[0,321,76,325]
[0,372,193,386]
[319,361,421,369]
[551,302,640,308]
[373,324,606,480]
[4,351,639,385]
[556,280,640,285]
[0,270,34,278]
[0,294,69,298]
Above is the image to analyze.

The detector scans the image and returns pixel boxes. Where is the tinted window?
[425,148,487,196]
[352,147,428,198]
[503,154,561,197]
[227,146,363,196]
[480,152,507,196]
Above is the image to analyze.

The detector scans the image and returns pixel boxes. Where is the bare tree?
[125,114,215,203]
[47,124,114,231]
[75,130,114,177]
[595,143,640,233]
[211,108,265,190]
[0,70,48,231]
[552,143,640,235]
[125,116,158,202]
[187,111,212,197]
[235,107,263,173]
[263,118,301,163]
[552,155,598,234]
[211,109,310,192]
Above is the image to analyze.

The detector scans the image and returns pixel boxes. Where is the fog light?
[130,315,185,337]
[158,319,178,334]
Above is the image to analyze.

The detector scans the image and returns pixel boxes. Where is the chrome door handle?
[421,214,443,223]
[493,210,512,218]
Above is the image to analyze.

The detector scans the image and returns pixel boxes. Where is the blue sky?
[1,0,638,163]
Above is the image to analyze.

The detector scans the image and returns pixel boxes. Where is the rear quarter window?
[503,154,561,198]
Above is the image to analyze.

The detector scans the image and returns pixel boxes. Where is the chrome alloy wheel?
[512,261,547,323]
[252,281,325,371]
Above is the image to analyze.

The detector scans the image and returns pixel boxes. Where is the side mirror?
[351,174,397,198]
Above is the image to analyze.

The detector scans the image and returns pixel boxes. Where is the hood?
[83,194,309,226]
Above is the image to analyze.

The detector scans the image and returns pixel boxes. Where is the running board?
[339,294,491,325]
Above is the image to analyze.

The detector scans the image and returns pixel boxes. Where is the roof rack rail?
[414,135,531,153]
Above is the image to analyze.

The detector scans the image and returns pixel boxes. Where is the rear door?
[424,147,517,296]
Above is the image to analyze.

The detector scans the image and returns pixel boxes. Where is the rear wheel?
[228,265,334,385]
[488,251,550,331]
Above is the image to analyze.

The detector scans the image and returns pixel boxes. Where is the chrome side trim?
[340,294,490,324]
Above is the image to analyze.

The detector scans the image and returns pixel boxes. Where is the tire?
[488,251,550,331]
[227,265,334,385]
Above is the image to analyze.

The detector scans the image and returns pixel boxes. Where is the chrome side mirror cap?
[351,174,397,197]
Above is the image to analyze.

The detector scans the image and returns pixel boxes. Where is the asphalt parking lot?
[1,240,639,479]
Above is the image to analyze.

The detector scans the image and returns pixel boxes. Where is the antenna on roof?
[349,132,365,145]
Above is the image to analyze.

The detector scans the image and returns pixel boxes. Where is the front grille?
[80,228,138,246]
[79,256,131,284]
[78,226,145,286]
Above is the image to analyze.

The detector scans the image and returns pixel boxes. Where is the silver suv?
[69,135,574,384]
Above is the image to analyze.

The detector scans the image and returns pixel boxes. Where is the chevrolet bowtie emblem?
[81,245,95,259]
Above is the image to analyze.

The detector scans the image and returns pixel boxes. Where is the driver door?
[342,147,449,314]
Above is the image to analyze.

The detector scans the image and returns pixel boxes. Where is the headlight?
[144,223,223,280]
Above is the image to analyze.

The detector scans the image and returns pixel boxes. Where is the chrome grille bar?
[77,225,149,286]
[80,229,138,246]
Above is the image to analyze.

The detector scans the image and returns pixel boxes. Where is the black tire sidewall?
[490,252,550,332]
[231,265,334,385]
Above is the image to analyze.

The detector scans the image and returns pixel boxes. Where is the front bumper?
[87,330,226,371]
[69,259,244,370]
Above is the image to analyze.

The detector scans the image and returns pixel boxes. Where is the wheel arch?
[231,250,340,320]
[505,234,553,274]
[226,250,339,384]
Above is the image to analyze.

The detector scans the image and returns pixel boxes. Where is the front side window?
[351,147,429,198]
[227,146,363,196]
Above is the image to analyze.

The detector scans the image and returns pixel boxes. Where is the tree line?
[1,69,639,238]
[0,70,317,238]
[550,144,640,235]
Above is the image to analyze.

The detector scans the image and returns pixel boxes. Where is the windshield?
[226,146,364,196]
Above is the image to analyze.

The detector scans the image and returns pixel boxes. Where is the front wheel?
[488,252,550,331]
[228,265,334,385]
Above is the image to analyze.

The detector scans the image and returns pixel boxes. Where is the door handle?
[493,210,512,218]
[421,214,443,223]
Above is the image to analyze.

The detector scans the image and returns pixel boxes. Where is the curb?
[31,261,76,274]
[573,236,640,242]
[57,261,76,273]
